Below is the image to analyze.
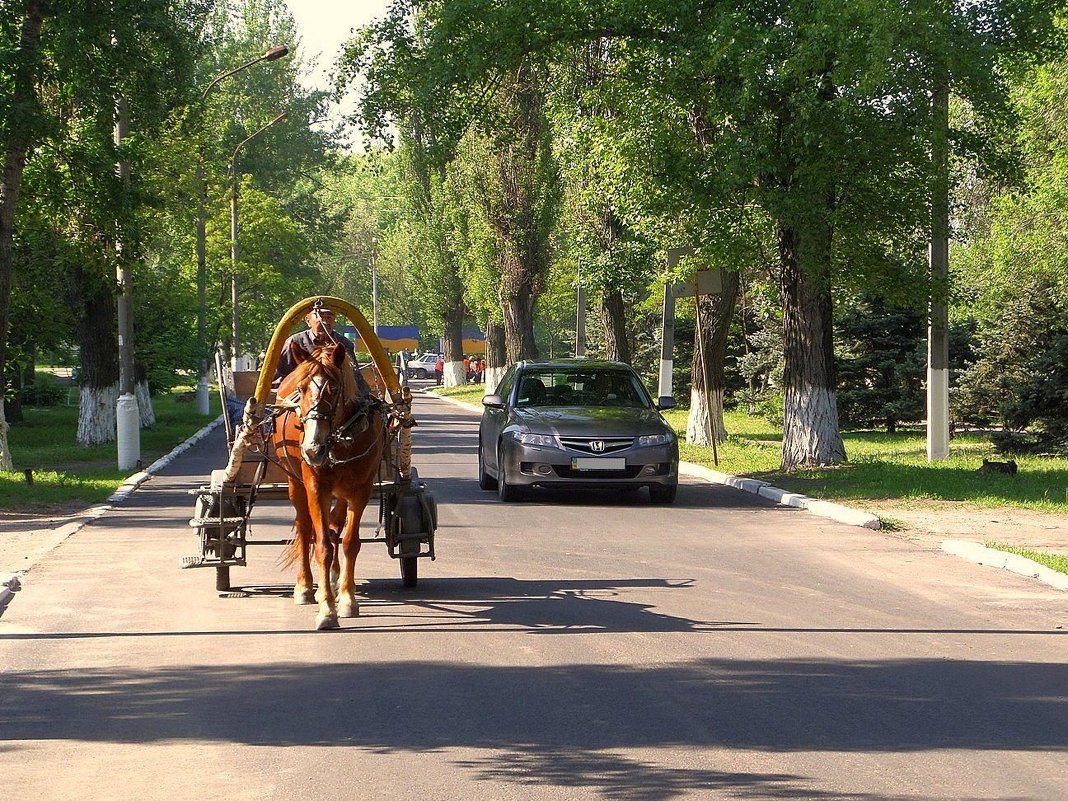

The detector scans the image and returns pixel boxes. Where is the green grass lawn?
[665,408,1068,514]
[433,384,487,405]
[1,390,221,512]
[986,543,1068,575]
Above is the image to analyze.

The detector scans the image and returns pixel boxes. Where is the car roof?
[516,359,636,372]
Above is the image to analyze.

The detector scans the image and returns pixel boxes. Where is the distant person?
[477,358,486,383]
[463,355,471,382]
[434,355,444,385]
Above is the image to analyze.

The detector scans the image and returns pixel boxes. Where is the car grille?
[558,436,634,454]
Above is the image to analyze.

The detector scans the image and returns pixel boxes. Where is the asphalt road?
[1,390,1066,800]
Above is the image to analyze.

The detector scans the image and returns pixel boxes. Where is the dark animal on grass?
[271,341,384,630]
[977,458,1018,476]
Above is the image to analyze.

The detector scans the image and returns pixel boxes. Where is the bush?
[18,372,67,407]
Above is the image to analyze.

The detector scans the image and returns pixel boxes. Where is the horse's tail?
[280,526,302,569]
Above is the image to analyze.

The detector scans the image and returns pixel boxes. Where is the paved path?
[1,391,1066,800]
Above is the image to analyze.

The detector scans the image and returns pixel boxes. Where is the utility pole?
[195,45,289,402]
[114,96,140,471]
[575,284,586,357]
[659,246,692,400]
[927,79,950,461]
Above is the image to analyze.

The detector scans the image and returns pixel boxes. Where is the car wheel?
[478,445,497,491]
[497,444,520,502]
[649,482,678,504]
[415,368,427,379]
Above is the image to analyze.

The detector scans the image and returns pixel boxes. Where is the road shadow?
[1,658,1064,776]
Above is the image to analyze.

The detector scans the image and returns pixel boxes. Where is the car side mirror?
[656,396,676,411]
[483,394,505,408]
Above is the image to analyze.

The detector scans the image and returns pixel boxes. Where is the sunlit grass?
[664,408,1068,514]
[432,384,486,405]
[2,389,221,511]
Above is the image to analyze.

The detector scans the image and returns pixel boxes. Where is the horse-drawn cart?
[184,297,437,597]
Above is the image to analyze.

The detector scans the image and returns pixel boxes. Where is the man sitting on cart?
[273,300,372,398]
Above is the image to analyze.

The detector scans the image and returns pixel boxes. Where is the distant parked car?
[478,359,679,503]
[406,353,441,379]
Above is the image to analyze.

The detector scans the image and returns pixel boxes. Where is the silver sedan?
[478,359,680,503]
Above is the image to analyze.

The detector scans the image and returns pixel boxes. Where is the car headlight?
[637,433,672,447]
[518,432,556,447]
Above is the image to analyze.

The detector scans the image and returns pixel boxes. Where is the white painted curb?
[942,540,1068,592]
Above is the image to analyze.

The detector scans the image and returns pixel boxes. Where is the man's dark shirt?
[274,328,370,396]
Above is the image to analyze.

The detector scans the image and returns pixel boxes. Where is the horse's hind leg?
[287,480,316,606]
[337,491,368,618]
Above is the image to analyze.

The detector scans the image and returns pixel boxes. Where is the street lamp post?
[229,111,288,371]
[194,45,288,410]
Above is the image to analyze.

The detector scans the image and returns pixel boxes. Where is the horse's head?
[287,342,356,468]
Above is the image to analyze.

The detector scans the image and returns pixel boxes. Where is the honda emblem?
[590,440,605,452]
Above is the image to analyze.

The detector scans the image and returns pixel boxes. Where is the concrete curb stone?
[942,540,1068,592]
[2,416,224,604]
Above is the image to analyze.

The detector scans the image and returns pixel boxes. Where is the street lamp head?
[263,45,289,61]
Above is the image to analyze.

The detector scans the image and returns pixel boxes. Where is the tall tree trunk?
[501,282,538,363]
[441,301,465,387]
[600,289,630,363]
[687,270,739,445]
[71,266,119,446]
[778,223,845,470]
[135,363,155,427]
[0,0,47,470]
[484,316,507,393]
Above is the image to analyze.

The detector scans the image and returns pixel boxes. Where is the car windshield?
[514,368,651,409]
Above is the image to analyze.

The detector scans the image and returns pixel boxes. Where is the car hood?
[514,406,669,437]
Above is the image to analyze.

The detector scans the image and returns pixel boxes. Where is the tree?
[341,0,1061,470]
[835,293,926,434]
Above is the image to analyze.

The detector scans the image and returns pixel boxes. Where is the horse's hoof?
[315,613,340,630]
[338,599,360,618]
[294,589,315,605]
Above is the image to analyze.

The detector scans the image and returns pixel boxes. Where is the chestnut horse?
[271,342,385,629]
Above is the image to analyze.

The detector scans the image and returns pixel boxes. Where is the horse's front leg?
[306,475,339,630]
[337,489,368,618]
[287,479,316,606]
[328,499,349,591]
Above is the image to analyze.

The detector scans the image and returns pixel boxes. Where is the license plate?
[571,457,626,471]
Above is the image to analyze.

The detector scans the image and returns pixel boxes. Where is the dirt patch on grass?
[868,501,1068,555]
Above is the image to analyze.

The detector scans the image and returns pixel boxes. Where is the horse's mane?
[291,346,360,406]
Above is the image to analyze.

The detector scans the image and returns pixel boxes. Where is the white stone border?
[942,540,1068,592]
[425,389,1068,592]
[0,415,224,608]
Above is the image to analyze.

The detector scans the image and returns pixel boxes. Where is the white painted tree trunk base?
[782,385,846,469]
[686,387,727,445]
[0,401,12,471]
[136,380,155,427]
[78,384,118,446]
[443,360,465,388]
[484,366,507,395]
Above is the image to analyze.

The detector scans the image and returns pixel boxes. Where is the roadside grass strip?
[1,389,221,510]
[433,384,487,405]
[664,408,1068,514]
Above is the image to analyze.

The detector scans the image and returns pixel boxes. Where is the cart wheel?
[401,556,418,588]
[216,564,231,592]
